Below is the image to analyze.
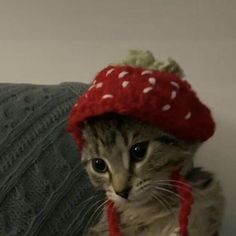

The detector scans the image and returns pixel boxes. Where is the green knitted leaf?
[118,50,184,78]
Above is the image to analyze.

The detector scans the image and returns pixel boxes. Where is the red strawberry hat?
[68,50,215,236]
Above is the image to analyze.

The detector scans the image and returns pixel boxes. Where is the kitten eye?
[130,142,149,162]
[157,136,177,145]
[92,158,108,173]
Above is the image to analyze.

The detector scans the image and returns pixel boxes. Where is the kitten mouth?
[106,191,152,207]
[106,187,151,206]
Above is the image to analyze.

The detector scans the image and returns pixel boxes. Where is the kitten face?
[82,114,199,207]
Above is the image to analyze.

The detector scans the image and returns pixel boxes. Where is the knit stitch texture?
[0,82,104,236]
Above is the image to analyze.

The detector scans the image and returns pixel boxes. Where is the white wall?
[0,0,235,235]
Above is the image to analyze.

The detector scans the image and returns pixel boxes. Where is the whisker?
[153,179,194,189]
[83,199,109,235]
[153,179,205,193]
[159,194,175,212]
[65,194,106,236]
[151,192,171,212]
[151,191,174,213]
[157,189,178,204]
[87,199,108,226]
[79,198,105,232]
[153,182,206,199]
[153,186,185,201]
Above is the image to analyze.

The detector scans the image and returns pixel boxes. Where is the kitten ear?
[177,142,200,175]
[180,158,194,175]
[179,140,201,153]
[189,142,201,153]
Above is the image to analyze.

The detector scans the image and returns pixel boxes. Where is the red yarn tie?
[171,170,194,236]
[107,200,123,236]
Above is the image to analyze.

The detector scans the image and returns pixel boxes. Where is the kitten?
[81,113,224,236]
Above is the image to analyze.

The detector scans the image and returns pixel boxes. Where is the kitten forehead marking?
[122,152,129,170]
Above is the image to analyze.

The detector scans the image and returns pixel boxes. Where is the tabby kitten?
[82,114,223,236]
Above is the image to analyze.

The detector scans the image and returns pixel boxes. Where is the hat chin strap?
[106,169,194,236]
[107,200,123,236]
[171,169,194,236]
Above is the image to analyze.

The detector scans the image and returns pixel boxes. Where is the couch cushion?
[0,82,104,236]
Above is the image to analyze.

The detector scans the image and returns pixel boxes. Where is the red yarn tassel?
[171,170,194,236]
[107,200,123,236]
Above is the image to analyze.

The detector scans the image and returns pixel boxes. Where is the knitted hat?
[68,50,215,150]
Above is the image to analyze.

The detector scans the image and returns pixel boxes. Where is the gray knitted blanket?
[0,83,104,236]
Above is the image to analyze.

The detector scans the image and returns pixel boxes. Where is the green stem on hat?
[117,50,184,78]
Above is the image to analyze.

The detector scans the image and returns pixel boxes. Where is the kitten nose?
[116,187,131,199]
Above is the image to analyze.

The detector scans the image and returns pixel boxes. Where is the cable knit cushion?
[0,82,104,236]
